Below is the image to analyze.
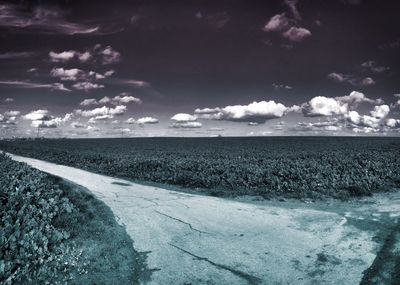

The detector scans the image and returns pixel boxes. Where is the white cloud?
[263,13,290,32]
[50,67,85,81]
[78,51,92,62]
[72,82,104,91]
[282,26,311,42]
[302,96,348,117]
[4,98,14,102]
[96,45,121,65]
[361,77,375,86]
[80,99,98,106]
[112,94,142,104]
[385,118,400,128]
[195,100,288,123]
[172,121,202,129]
[49,51,76,62]
[370,104,390,119]
[125,118,136,124]
[335,91,382,106]
[171,113,198,122]
[99,96,111,104]
[24,110,51,121]
[77,105,127,119]
[137,117,159,124]
[328,72,375,86]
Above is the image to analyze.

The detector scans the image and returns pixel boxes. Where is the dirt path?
[9,153,400,285]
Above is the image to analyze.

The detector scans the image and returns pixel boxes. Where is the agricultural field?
[1,137,400,200]
[0,153,143,284]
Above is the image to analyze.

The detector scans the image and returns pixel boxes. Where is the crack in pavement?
[168,243,262,285]
[155,210,210,235]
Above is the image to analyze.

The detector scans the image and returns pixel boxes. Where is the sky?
[0,0,399,138]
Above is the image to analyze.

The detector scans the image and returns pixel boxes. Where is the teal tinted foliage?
[1,137,400,199]
[0,153,75,284]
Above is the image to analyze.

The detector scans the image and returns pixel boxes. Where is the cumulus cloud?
[263,13,290,32]
[72,82,104,91]
[0,80,70,91]
[25,110,73,129]
[76,105,127,121]
[80,99,98,106]
[171,113,198,122]
[195,100,288,123]
[335,91,382,106]
[112,94,142,104]
[95,45,121,65]
[137,117,159,124]
[302,96,348,117]
[370,104,390,119]
[385,118,400,128]
[99,96,111,104]
[125,118,136,124]
[24,110,52,121]
[50,67,85,81]
[282,26,311,42]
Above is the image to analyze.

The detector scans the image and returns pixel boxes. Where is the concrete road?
[9,154,400,285]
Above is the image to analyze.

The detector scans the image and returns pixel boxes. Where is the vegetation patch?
[1,137,400,199]
[0,153,145,284]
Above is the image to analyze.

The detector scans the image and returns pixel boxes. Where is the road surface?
[9,153,400,285]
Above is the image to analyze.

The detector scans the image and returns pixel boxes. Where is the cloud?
[194,100,288,123]
[302,96,348,117]
[171,113,198,122]
[112,94,142,104]
[282,26,311,42]
[0,4,103,35]
[71,122,86,129]
[263,13,290,32]
[24,109,52,121]
[49,45,121,65]
[99,96,111,104]
[328,72,376,86]
[50,67,85,81]
[0,80,70,91]
[76,105,127,120]
[272,83,293,90]
[172,121,202,129]
[114,79,149,88]
[370,104,390,119]
[24,110,72,128]
[72,82,104,91]
[137,117,159,124]
[49,51,76,62]
[80,99,98,106]
[4,98,14,102]
[385,118,400,129]
[335,90,382,106]
[0,51,37,59]
[125,118,136,124]
[205,12,230,29]
[171,113,202,128]
[4,111,20,117]
[361,60,390,73]
[284,0,301,20]
[95,45,121,65]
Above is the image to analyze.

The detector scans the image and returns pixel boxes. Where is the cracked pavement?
[9,154,400,285]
